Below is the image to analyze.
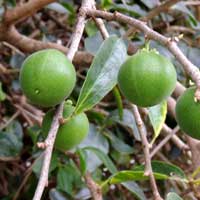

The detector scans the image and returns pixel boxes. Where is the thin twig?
[131,105,163,200]
[125,0,181,37]
[150,126,180,158]
[3,0,56,25]
[0,111,20,131]
[85,9,200,100]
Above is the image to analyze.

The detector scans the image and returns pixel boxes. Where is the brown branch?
[0,25,93,67]
[143,0,180,21]
[132,105,163,200]
[33,102,64,200]
[85,9,200,100]
[150,126,181,158]
[3,0,56,25]
[125,0,181,37]
[84,172,103,200]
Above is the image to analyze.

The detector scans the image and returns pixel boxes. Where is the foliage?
[1,1,200,200]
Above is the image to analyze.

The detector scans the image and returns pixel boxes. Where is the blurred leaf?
[76,148,87,175]
[166,192,183,200]
[122,182,146,200]
[110,109,140,141]
[32,152,58,177]
[78,124,109,172]
[0,121,23,158]
[27,125,40,145]
[172,2,197,26]
[148,101,167,144]
[75,187,91,200]
[46,2,69,14]
[57,161,82,195]
[75,35,127,114]
[112,86,123,120]
[133,160,186,179]
[101,0,112,8]
[112,4,146,17]
[140,0,158,9]
[84,32,103,55]
[49,188,69,200]
[0,82,6,101]
[85,21,98,37]
[10,53,25,68]
[84,146,117,174]
[104,131,134,154]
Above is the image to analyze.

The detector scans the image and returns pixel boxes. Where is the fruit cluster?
[19,48,200,151]
[20,49,89,151]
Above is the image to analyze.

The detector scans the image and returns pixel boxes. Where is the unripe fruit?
[20,49,76,107]
[42,103,89,151]
[118,49,177,107]
[175,87,200,140]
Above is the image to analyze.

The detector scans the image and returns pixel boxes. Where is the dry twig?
[132,105,163,200]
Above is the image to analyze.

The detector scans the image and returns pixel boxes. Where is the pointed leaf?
[84,146,117,174]
[75,35,127,114]
[0,82,6,101]
[166,192,183,200]
[148,101,167,144]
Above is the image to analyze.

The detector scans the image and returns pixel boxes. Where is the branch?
[125,0,181,37]
[85,9,200,100]
[32,1,93,199]
[132,105,163,200]
[0,25,93,67]
[3,0,56,25]
[84,172,103,200]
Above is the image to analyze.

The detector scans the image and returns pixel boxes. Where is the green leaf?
[104,131,134,154]
[32,152,58,177]
[121,182,146,200]
[166,192,183,200]
[75,35,127,114]
[84,146,117,174]
[133,160,186,179]
[112,86,123,120]
[103,170,168,186]
[78,124,109,172]
[148,101,167,144]
[76,148,87,175]
[0,82,6,101]
[49,188,69,200]
[110,109,140,141]
[57,162,82,195]
[0,121,23,158]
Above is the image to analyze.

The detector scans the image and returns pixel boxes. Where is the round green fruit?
[117,49,177,107]
[176,87,200,140]
[20,49,76,107]
[42,104,89,151]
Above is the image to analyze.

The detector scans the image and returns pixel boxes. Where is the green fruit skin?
[42,104,89,151]
[20,49,76,107]
[118,50,177,107]
[176,87,200,140]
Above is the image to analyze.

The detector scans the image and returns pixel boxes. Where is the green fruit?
[176,87,200,140]
[42,104,89,151]
[118,49,177,107]
[20,49,76,107]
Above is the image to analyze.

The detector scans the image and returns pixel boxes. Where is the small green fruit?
[20,49,76,107]
[176,87,200,140]
[42,104,89,151]
[118,49,177,107]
